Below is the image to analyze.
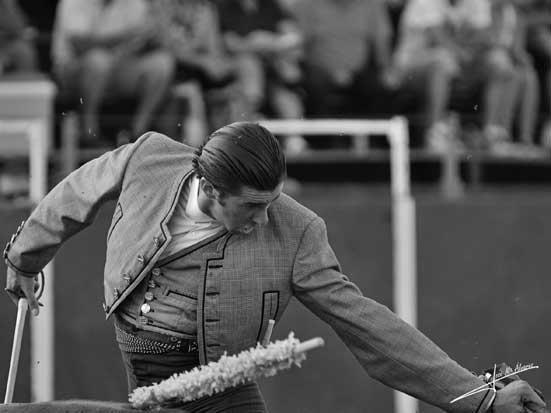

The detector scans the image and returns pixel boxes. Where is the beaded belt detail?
[115,324,197,354]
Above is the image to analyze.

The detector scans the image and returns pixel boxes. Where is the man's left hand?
[5,266,40,316]
[493,380,547,413]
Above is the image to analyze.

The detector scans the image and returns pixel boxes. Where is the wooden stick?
[294,337,325,354]
[4,299,28,404]
[261,320,275,346]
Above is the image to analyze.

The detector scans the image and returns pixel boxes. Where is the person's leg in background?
[126,50,176,138]
[515,59,539,145]
[543,65,551,146]
[478,47,519,150]
[266,46,309,154]
[172,80,208,147]
[394,48,458,152]
[230,52,265,121]
[526,24,551,146]
[78,48,117,144]
[269,83,307,154]
[418,49,458,151]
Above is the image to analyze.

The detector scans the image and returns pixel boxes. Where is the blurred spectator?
[0,0,38,75]
[490,0,540,152]
[522,0,551,147]
[390,0,522,153]
[292,0,393,118]
[290,0,393,149]
[150,0,234,147]
[51,0,175,147]
[0,0,39,200]
[216,0,307,153]
[18,0,59,73]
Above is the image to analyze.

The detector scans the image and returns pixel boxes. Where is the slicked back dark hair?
[192,122,286,194]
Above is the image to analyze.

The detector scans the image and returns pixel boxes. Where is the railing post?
[389,117,418,413]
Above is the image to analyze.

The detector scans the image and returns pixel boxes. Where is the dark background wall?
[1,185,550,412]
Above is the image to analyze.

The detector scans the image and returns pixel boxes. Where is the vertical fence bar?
[0,79,56,402]
[389,117,418,413]
[260,118,418,413]
[28,120,54,402]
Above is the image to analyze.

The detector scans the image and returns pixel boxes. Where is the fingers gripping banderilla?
[4,270,45,305]
[3,271,44,404]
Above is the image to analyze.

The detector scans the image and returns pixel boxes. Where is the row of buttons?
[139,267,163,316]
[103,236,164,314]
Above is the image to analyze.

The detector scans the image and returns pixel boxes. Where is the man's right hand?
[493,380,547,413]
[5,266,40,316]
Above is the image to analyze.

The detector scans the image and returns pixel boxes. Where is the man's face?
[208,181,284,234]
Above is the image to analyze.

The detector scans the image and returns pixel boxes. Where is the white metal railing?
[0,115,416,407]
[0,118,54,402]
[260,117,418,413]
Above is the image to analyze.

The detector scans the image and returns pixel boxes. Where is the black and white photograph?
[1,0,550,412]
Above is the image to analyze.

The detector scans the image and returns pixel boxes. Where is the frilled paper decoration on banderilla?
[129,332,324,410]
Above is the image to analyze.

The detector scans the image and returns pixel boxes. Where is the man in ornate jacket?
[4,122,546,412]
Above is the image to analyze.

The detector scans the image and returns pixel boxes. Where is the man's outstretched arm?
[292,216,546,412]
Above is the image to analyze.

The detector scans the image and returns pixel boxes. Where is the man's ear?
[199,177,217,200]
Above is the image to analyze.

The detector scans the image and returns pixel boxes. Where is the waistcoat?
[117,229,227,338]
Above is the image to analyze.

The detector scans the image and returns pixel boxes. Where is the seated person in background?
[150,0,234,147]
[290,0,394,148]
[489,0,540,152]
[522,0,551,147]
[215,0,307,153]
[51,0,175,147]
[0,0,38,75]
[0,0,39,199]
[390,0,520,153]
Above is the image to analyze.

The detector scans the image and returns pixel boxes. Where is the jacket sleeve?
[4,133,153,276]
[291,216,493,412]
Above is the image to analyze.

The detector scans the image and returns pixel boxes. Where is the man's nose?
[253,207,269,225]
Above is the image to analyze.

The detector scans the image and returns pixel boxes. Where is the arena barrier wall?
[1,186,550,412]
